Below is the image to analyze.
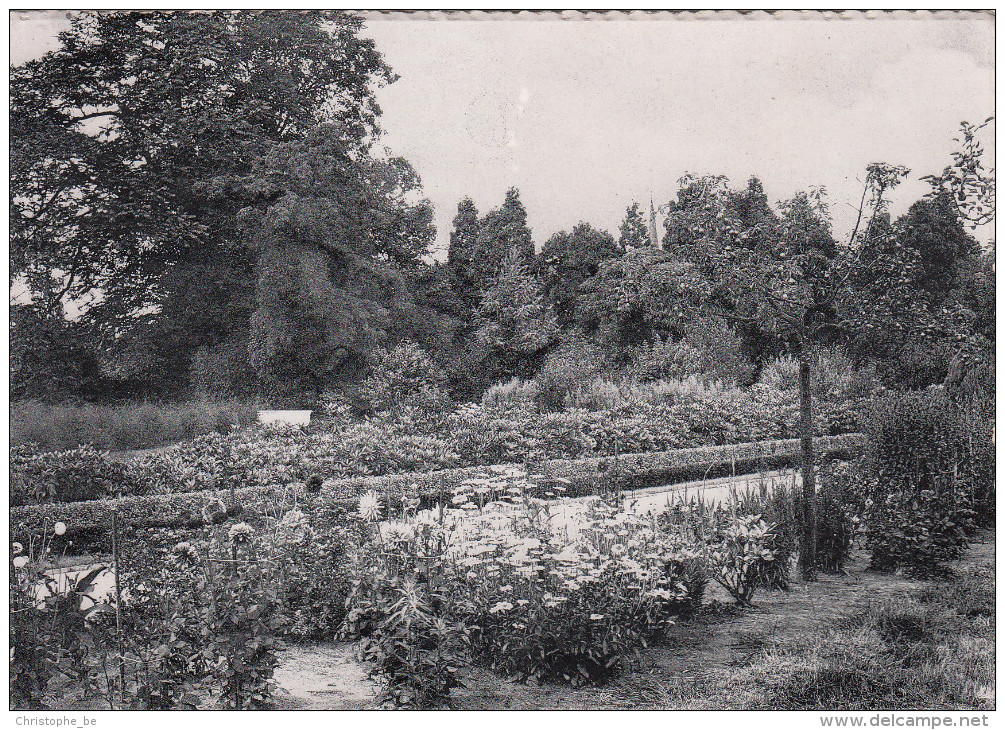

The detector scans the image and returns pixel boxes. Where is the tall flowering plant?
[441,485,701,685]
[342,491,469,708]
[9,522,111,709]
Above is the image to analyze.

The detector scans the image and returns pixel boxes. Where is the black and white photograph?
[9,9,995,717]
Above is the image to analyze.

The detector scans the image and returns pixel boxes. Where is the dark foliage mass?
[10,10,993,408]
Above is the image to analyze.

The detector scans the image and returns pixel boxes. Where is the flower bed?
[10,435,866,554]
[10,387,870,508]
[343,464,790,705]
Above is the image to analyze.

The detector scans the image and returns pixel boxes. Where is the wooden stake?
[111,509,125,706]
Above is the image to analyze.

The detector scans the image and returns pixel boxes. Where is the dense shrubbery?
[814,460,861,573]
[531,335,609,411]
[10,444,144,507]
[11,384,868,509]
[11,399,259,452]
[757,349,880,401]
[857,392,990,574]
[626,318,753,386]
[11,515,288,709]
[659,486,794,597]
[341,468,724,704]
[11,491,381,709]
[353,342,453,415]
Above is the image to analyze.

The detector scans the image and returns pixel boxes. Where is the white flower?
[379,521,414,543]
[280,508,308,528]
[490,601,514,614]
[13,557,29,569]
[53,522,66,536]
[589,614,605,621]
[171,541,200,566]
[12,542,23,555]
[228,522,255,544]
[357,491,383,522]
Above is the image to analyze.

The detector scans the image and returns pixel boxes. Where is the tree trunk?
[797,345,817,580]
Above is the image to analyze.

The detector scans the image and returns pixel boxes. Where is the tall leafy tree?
[446,197,481,306]
[921,116,995,229]
[724,177,777,237]
[617,202,649,249]
[476,249,559,379]
[10,10,393,391]
[897,193,981,303]
[578,247,695,353]
[661,151,991,575]
[536,223,622,327]
[471,187,535,294]
[661,174,732,251]
[220,124,434,396]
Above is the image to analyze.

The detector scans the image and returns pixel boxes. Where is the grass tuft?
[733,565,995,710]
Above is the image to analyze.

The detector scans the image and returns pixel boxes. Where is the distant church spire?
[648,196,660,249]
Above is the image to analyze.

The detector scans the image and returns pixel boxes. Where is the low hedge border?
[11,434,865,551]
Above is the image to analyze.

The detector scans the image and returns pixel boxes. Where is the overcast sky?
[11,11,995,256]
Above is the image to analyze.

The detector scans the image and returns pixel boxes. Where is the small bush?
[532,337,608,412]
[343,513,469,708]
[10,444,143,506]
[625,318,751,385]
[659,492,787,604]
[814,461,860,573]
[356,342,452,415]
[684,317,753,385]
[565,377,625,411]
[704,515,782,606]
[758,349,878,402]
[347,574,468,708]
[627,335,701,383]
[481,377,538,412]
[724,482,798,590]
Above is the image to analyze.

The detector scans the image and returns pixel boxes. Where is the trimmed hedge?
[11,434,865,553]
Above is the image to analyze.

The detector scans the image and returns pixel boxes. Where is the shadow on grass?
[735,565,995,710]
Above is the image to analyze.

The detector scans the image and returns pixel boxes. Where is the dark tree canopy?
[11,13,390,323]
[226,124,434,395]
[10,10,397,397]
[470,187,535,293]
[475,249,558,379]
[536,222,622,327]
[578,247,695,353]
[897,193,981,302]
[618,202,650,249]
[447,197,481,306]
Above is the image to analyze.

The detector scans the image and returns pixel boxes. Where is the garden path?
[271,530,994,710]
